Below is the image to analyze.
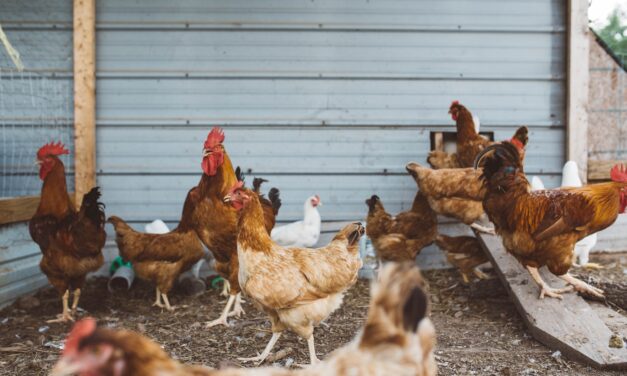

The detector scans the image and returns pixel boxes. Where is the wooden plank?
[588,160,622,181]
[0,197,40,226]
[73,0,97,204]
[476,232,627,370]
[0,194,76,226]
[566,0,590,183]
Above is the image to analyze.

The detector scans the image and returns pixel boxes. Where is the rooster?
[530,165,601,270]
[365,192,437,263]
[271,195,322,248]
[29,142,106,322]
[473,142,627,299]
[108,186,205,311]
[51,263,436,376]
[225,181,364,364]
[189,129,280,328]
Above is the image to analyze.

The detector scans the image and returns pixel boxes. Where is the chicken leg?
[161,293,175,311]
[47,290,75,323]
[307,335,320,365]
[153,288,164,308]
[238,332,282,365]
[206,294,235,328]
[526,266,573,300]
[559,273,604,298]
[221,280,231,297]
[228,293,245,317]
[71,289,81,313]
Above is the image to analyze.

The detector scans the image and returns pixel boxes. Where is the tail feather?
[268,187,281,215]
[252,177,268,194]
[80,187,106,229]
[107,215,135,235]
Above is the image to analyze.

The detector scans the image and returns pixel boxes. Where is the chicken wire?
[0,69,73,198]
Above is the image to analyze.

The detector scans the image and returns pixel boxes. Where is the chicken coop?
[1,0,626,373]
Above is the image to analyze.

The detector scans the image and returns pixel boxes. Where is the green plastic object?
[110,256,132,275]
[210,276,224,289]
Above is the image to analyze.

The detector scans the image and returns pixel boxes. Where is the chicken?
[29,142,106,323]
[51,262,436,376]
[271,195,322,247]
[408,129,529,234]
[365,192,437,263]
[531,164,601,270]
[108,186,205,311]
[472,142,627,299]
[225,182,364,365]
[435,234,489,283]
[169,128,240,327]
[427,101,527,169]
[187,129,274,328]
[405,163,492,233]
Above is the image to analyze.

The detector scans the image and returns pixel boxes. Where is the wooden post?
[566,0,590,183]
[73,0,96,205]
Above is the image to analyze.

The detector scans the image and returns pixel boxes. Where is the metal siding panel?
[96,0,565,31]
[97,79,564,126]
[96,126,565,174]
[94,0,566,227]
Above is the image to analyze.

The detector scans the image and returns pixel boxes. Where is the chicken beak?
[50,357,82,376]
[203,148,212,158]
[223,195,231,203]
[34,159,42,166]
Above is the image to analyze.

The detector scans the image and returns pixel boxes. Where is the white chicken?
[530,162,600,269]
[271,195,322,247]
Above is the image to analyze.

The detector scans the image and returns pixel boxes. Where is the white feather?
[144,219,170,234]
[271,195,322,248]
[558,161,597,264]
[472,114,480,133]
[530,176,545,191]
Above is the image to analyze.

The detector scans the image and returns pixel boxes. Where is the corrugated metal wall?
[0,0,74,307]
[95,0,567,226]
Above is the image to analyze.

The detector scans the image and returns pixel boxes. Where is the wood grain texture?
[566,0,590,183]
[588,160,622,181]
[476,232,627,370]
[73,0,96,205]
[0,196,40,225]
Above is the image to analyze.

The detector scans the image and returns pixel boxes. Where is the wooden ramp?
[476,233,627,371]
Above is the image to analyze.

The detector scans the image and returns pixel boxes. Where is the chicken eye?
[503,166,515,175]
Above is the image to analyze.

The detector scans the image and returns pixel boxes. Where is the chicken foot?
[228,293,245,317]
[238,332,282,365]
[574,262,604,270]
[526,266,573,300]
[559,273,604,298]
[470,222,496,235]
[153,288,164,308]
[47,290,75,323]
[161,293,175,311]
[206,293,236,328]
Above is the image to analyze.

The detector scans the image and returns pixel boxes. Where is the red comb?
[63,318,97,355]
[37,141,69,159]
[509,137,525,151]
[450,100,459,107]
[610,164,627,182]
[204,127,225,149]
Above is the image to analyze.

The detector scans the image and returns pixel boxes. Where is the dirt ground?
[0,253,625,376]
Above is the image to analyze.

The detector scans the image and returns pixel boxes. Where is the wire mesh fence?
[0,69,73,198]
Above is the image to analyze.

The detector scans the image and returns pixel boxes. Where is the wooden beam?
[0,196,40,226]
[588,160,622,181]
[73,0,96,205]
[0,194,77,226]
[476,232,627,370]
[566,0,590,183]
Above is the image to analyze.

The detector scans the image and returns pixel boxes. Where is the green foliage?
[595,8,627,58]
